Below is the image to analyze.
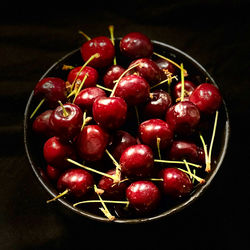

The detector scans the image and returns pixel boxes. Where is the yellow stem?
[29,98,45,119]
[180,63,185,102]
[46,189,69,203]
[78,30,91,41]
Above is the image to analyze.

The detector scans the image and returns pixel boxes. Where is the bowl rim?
[24,39,230,224]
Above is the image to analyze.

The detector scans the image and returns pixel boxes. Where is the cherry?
[173,80,196,100]
[154,57,176,80]
[159,168,193,198]
[108,130,137,161]
[119,144,154,178]
[43,136,77,169]
[46,164,62,181]
[32,109,54,137]
[143,89,172,119]
[103,65,125,89]
[165,101,200,136]
[80,36,115,68]
[49,102,83,141]
[168,140,205,164]
[67,66,99,88]
[126,180,161,213]
[189,83,222,114]
[120,32,153,59]
[74,87,106,113]
[127,58,162,84]
[76,125,109,162]
[114,75,150,106]
[139,119,173,150]
[97,169,128,200]
[92,96,127,130]
[57,168,94,198]
[34,77,67,108]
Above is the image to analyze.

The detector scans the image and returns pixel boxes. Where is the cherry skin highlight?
[173,80,196,100]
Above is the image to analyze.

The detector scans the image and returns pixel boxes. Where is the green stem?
[29,98,45,119]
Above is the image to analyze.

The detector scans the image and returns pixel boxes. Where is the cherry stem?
[81,111,92,130]
[154,159,202,168]
[58,100,68,117]
[177,168,205,184]
[150,75,178,90]
[72,74,88,103]
[46,189,69,203]
[153,52,188,76]
[73,199,129,207]
[199,133,210,172]
[108,25,117,65]
[183,159,192,179]
[110,63,141,97]
[156,137,162,160]
[62,64,74,70]
[66,158,118,182]
[29,98,45,119]
[180,63,185,102]
[96,84,112,92]
[78,30,91,41]
[105,149,121,183]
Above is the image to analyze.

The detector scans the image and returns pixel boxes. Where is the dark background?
[1,0,249,249]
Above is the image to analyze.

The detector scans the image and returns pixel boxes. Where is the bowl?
[24,38,230,223]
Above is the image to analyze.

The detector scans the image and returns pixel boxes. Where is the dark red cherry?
[108,130,137,161]
[154,58,176,80]
[120,32,153,59]
[67,66,98,88]
[76,125,109,162]
[74,87,106,113]
[49,103,83,141]
[143,89,172,119]
[34,77,67,108]
[189,83,222,114]
[32,109,54,137]
[57,168,94,198]
[103,65,125,89]
[173,80,196,100]
[159,168,193,198]
[126,180,161,213]
[98,169,128,200]
[80,36,115,68]
[43,136,77,169]
[92,97,127,130]
[139,119,173,150]
[120,144,154,178]
[168,140,204,164]
[114,75,150,106]
[165,101,200,135]
[127,58,162,84]
[46,164,62,181]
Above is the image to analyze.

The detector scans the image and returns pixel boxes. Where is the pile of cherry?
[30,27,222,221]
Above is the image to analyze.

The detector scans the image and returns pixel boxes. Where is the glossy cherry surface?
[57,168,94,198]
[159,168,193,198]
[74,87,106,113]
[120,32,153,59]
[34,77,67,108]
[126,180,161,213]
[120,144,154,178]
[189,83,222,114]
[139,119,173,150]
[49,103,83,141]
[80,36,115,68]
[76,125,109,161]
[114,75,150,106]
[165,101,200,135]
[173,80,196,100]
[43,136,76,169]
[154,58,176,80]
[103,65,125,89]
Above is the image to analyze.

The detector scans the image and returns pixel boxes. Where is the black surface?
[1,1,249,249]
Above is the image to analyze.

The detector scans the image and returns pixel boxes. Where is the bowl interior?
[24,39,230,223]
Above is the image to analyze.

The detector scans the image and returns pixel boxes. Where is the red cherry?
[120,144,154,178]
[114,75,150,106]
[43,136,76,169]
[143,89,172,119]
[32,109,54,137]
[67,66,98,88]
[120,32,153,59]
[103,65,126,89]
[80,36,115,68]
[126,180,161,213]
[173,80,196,100]
[165,101,200,135]
[92,97,127,130]
[74,87,106,113]
[46,164,62,181]
[154,58,176,80]
[57,168,94,198]
[159,168,193,198]
[34,77,67,108]
[139,119,173,150]
[76,125,109,162]
[189,83,222,114]
[49,103,83,141]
